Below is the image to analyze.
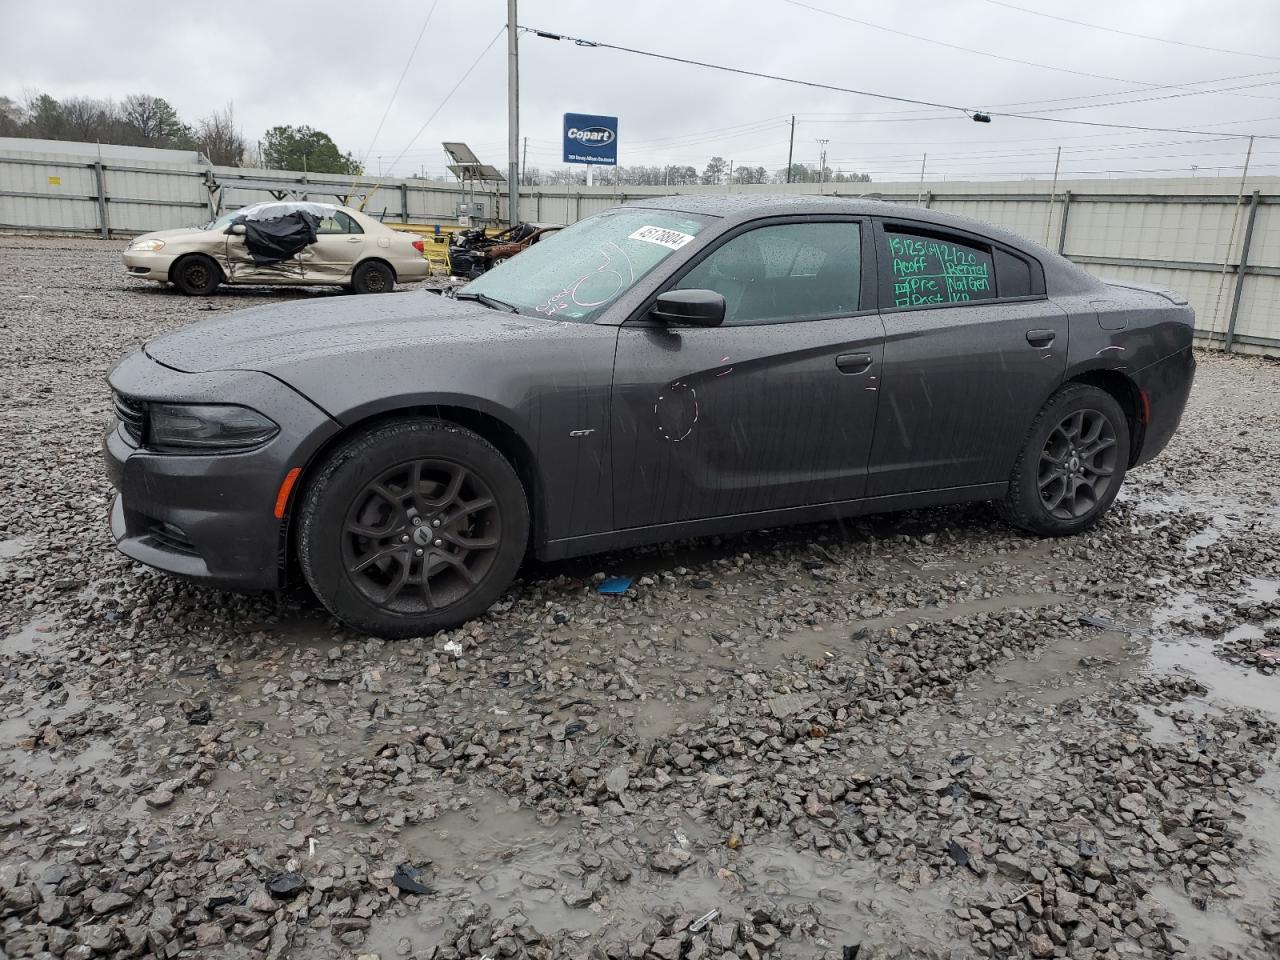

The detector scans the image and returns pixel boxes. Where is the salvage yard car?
[104,195,1195,637]
[448,221,563,279]
[123,200,431,295]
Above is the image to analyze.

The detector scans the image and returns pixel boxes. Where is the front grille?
[113,392,145,444]
[145,521,197,556]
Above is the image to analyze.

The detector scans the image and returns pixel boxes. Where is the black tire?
[171,255,222,296]
[298,419,528,638]
[352,260,395,294]
[998,383,1130,537]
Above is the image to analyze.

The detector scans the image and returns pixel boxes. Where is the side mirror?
[651,289,725,327]
[225,223,247,236]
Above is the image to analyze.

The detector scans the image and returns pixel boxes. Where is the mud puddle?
[2,619,59,656]
[378,793,957,956]
[1146,633,1280,718]
[958,625,1133,707]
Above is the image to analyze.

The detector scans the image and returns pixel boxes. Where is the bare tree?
[122,94,189,147]
[701,156,728,185]
[58,96,124,142]
[195,103,246,165]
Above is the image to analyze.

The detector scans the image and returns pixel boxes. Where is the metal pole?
[1044,146,1061,246]
[1225,189,1260,353]
[727,160,733,191]
[786,116,795,184]
[916,154,926,204]
[1056,189,1072,255]
[521,136,528,186]
[506,0,520,228]
[92,161,109,239]
[1209,135,1254,345]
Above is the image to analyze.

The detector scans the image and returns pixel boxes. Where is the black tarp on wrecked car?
[235,209,321,265]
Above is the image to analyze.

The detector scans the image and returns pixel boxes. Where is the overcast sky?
[4,0,1280,183]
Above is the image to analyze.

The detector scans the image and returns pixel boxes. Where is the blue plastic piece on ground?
[597,576,632,595]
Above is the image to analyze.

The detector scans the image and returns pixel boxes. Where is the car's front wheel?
[298,419,528,638]
[999,383,1129,536]
[172,254,222,296]
[352,260,395,294]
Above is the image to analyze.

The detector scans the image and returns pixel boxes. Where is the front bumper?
[122,250,178,282]
[104,350,339,590]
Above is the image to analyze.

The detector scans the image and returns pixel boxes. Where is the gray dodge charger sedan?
[105,195,1195,638]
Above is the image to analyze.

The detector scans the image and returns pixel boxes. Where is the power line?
[520,25,1280,140]
[781,0,1280,98]
[384,25,505,176]
[978,0,1280,62]
[359,0,439,170]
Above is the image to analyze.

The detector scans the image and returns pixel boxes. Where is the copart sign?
[563,113,619,166]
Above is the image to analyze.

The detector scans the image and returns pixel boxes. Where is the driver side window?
[676,221,861,325]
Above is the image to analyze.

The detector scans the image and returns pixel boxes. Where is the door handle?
[346,236,363,243]
[836,353,873,374]
[1026,329,1056,348]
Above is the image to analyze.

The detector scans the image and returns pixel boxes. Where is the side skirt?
[537,482,1009,562]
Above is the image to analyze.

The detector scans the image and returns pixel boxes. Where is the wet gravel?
[1,233,1279,960]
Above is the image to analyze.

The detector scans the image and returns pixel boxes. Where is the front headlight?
[149,404,278,453]
[129,238,166,252]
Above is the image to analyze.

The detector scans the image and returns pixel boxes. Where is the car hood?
[130,226,214,245]
[145,292,554,374]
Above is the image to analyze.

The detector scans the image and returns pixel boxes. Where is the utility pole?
[727,159,734,190]
[786,116,795,184]
[816,139,829,192]
[506,0,520,227]
[521,136,528,186]
[916,153,927,204]
[1044,145,1062,246]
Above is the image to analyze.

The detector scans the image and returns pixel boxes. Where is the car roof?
[619,193,1052,259]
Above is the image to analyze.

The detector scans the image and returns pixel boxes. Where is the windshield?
[464,208,710,322]
[206,209,242,230]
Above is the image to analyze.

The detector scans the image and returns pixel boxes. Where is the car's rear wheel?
[172,255,222,296]
[999,383,1129,536]
[298,419,528,638]
[352,260,395,294]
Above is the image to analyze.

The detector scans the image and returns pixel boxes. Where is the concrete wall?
[2,141,1276,355]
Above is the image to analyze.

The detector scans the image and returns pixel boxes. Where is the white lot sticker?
[628,225,696,250]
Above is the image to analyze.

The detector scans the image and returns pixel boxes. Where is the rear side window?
[317,212,362,235]
[995,248,1033,298]
[885,230,994,309]
[677,221,861,325]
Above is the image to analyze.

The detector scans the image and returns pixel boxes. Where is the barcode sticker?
[628,225,695,250]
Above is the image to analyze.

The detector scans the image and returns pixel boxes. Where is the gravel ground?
[1,233,1279,960]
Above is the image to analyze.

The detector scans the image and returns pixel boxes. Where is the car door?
[867,218,1067,496]
[223,210,306,283]
[610,217,885,530]
[303,210,365,281]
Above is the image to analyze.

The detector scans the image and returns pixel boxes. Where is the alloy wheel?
[1037,408,1118,520]
[341,458,500,612]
